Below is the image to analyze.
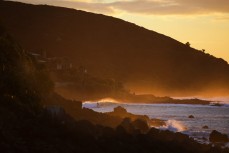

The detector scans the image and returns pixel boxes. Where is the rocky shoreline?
[2,93,229,153]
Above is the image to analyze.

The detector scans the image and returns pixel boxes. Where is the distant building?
[78,66,88,74]
[47,57,73,71]
[28,52,47,64]
[28,51,73,71]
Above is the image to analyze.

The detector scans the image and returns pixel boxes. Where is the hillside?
[2,24,229,153]
[1,0,229,96]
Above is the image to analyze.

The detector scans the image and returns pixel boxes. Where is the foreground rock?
[209,130,229,143]
[150,118,166,127]
[189,115,195,118]
[107,106,166,128]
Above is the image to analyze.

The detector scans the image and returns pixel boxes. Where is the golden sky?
[12,0,229,62]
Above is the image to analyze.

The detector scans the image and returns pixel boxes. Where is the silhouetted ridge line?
[1,0,229,96]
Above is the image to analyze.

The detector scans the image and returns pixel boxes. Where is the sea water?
[83,101,229,145]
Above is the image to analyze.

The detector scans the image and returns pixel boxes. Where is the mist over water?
[83,101,229,144]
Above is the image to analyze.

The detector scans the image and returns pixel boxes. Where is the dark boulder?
[150,118,166,127]
[120,118,135,134]
[114,106,127,114]
[209,130,229,143]
[188,115,195,118]
[202,125,209,129]
[147,128,160,139]
[132,119,149,133]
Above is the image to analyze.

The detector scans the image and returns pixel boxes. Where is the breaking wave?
[160,120,187,132]
[82,101,118,108]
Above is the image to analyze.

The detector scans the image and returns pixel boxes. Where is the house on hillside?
[28,51,73,71]
[47,57,73,71]
[28,52,47,64]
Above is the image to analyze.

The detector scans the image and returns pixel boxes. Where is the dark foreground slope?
[1,0,229,96]
[1,25,229,153]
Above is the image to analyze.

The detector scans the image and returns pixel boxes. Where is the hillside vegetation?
[1,0,229,96]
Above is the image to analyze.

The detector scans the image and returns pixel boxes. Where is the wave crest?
[160,120,187,132]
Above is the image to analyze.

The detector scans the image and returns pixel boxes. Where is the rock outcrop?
[209,130,229,143]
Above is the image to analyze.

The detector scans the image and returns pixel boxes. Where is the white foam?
[160,120,187,132]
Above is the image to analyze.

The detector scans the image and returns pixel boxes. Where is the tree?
[0,25,53,109]
[185,42,191,47]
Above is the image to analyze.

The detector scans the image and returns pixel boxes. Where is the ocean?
[83,101,229,146]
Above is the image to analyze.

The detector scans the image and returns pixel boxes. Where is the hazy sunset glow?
[1,1,229,151]
[10,0,229,62]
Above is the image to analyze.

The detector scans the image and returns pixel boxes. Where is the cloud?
[10,0,115,14]
[10,0,229,15]
[109,0,229,15]
[56,1,114,14]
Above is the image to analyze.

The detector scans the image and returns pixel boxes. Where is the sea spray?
[160,120,187,132]
[83,101,118,109]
